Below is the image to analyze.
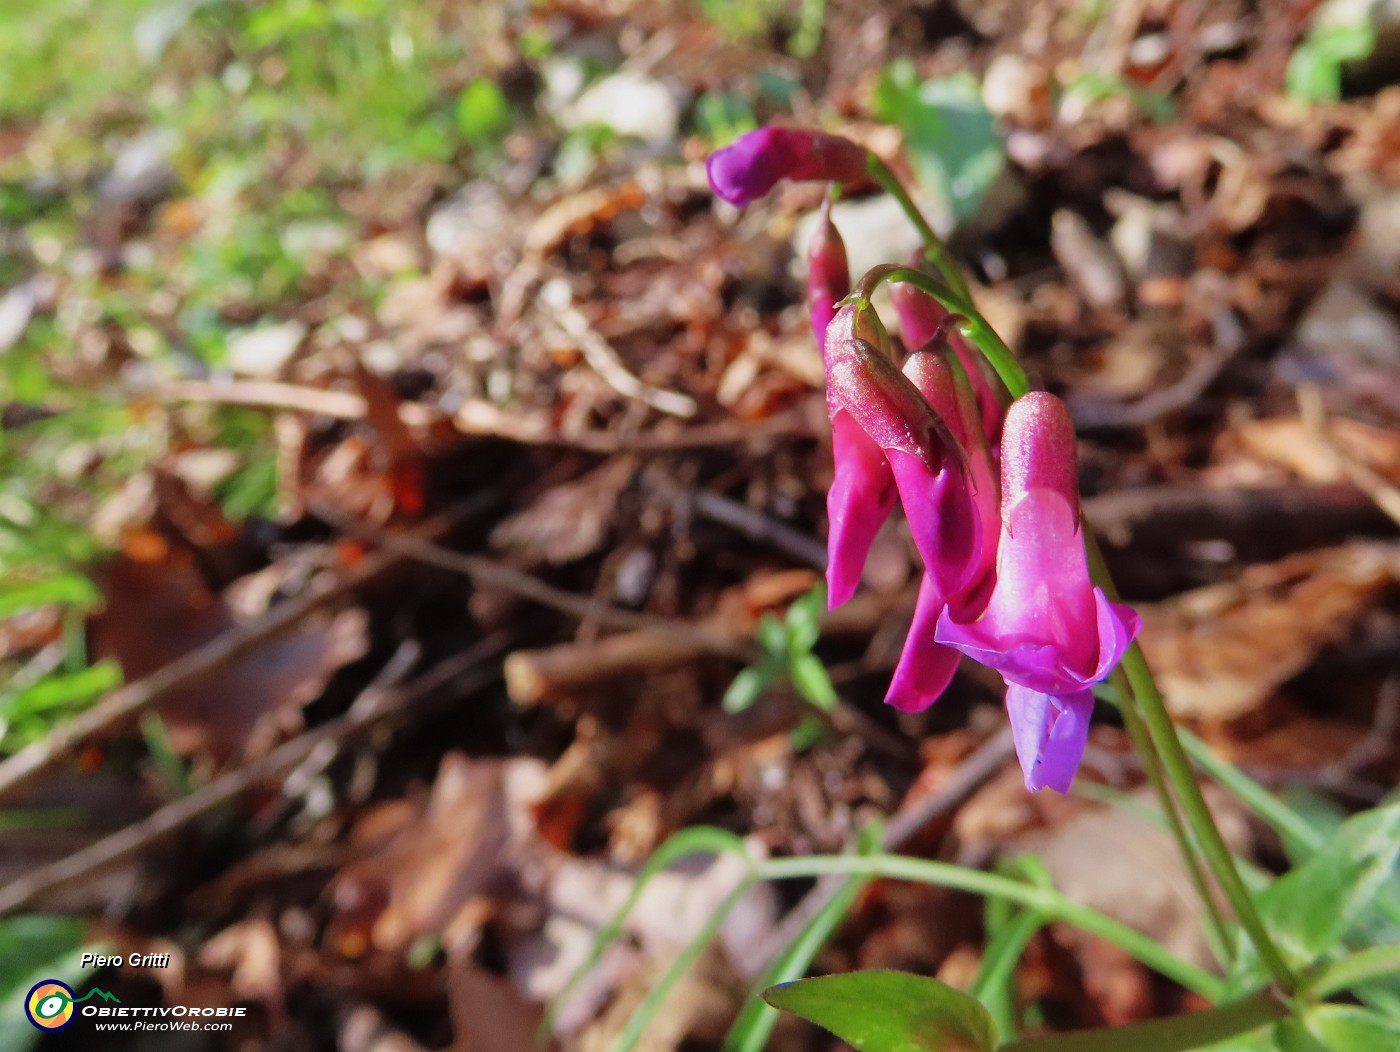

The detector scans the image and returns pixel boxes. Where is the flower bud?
[706,127,867,207]
[807,199,850,349]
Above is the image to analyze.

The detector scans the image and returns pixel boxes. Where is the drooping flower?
[884,345,1000,713]
[824,304,982,610]
[935,392,1140,792]
[706,127,867,207]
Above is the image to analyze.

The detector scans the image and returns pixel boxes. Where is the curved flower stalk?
[706,127,867,206]
[889,255,1007,441]
[936,393,1141,791]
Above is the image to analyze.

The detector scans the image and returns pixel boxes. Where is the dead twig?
[311,500,756,664]
[1083,482,1389,550]
[549,298,698,419]
[161,378,809,453]
[689,490,828,571]
[0,640,502,916]
[0,548,402,805]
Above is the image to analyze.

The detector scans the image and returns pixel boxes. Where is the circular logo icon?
[25,980,76,1031]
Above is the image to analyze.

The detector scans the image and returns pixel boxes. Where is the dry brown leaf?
[1017,790,1249,970]
[199,917,284,1009]
[450,961,555,1052]
[1139,543,1400,720]
[1224,415,1400,486]
[490,458,636,567]
[329,754,551,958]
[89,545,369,761]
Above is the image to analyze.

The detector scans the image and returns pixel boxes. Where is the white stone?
[227,320,307,376]
[566,72,681,147]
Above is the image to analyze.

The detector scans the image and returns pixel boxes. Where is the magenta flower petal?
[706,127,867,206]
[885,575,961,713]
[827,411,897,607]
[890,273,949,350]
[888,449,979,598]
[1006,685,1093,793]
[932,392,1140,793]
[901,348,998,614]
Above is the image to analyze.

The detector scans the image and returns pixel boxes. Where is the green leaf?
[1286,22,1377,103]
[789,652,838,711]
[757,612,789,656]
[763,970,997,1052]
[724,660,779,714]
[1254,801,1400,968]
[789,714,831,753]
[455,78,511,147]
[784,582,826,654]
[0,915,94,1052]
[693,91,756,146]
[0,573,99,618]
[873,63,1003,225]
[1291,1005,1400,1052]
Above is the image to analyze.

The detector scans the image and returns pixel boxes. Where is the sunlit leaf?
[789,652,838,711]
[873,63,1003,224]
[456,78,511,148]
[764,970,997,1052]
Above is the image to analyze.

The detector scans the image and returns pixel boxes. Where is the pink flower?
[935,392,1140,792]
[824,305,982,610]
[885,346,999,713]
[706,127,867,206]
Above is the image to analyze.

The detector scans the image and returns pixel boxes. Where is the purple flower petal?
[706,127,867,206]
[1006,685,1093,793]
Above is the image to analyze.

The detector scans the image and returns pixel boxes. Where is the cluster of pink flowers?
[709,127,1141,792]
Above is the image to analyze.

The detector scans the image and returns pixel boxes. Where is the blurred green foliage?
[0,0,525,748]
[873,63,1005,226]
[1287,19,1378,103]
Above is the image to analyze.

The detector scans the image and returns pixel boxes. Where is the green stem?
[1113,679,1235,967]
[756,854,1225,1000]
[1119,643,1296,993]
[1000,988,1286,1052]
[613,878,753,1052]
[723,874,868,1052]
[864,154,972,303]
[1081,531,1294,993]
[1176,728,1323,852]
[1305,943,1400,1000]
[855,265,1029,397]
